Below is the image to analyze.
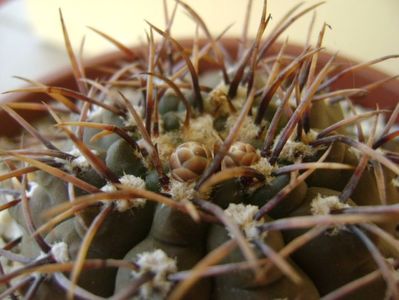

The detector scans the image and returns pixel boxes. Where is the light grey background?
[0,0,68,101]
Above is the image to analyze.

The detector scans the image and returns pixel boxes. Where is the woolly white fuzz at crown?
[101,174,147,212]
[65,147,99,170]
[166,179,195,202]
[51,242,70,263]
[131,249,177,299]
[251,155,275,181]
[277,130,320,162]
[224,203,266,240]
[310,194,350,216]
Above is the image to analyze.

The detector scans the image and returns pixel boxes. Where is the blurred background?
[1,0,399,97]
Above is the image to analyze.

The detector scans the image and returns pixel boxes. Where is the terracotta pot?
[0,39,398,137]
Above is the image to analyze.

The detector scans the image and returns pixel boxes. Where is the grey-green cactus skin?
[207,221,285,287]
[105,139,147,177]
[116,238,210,300]
[162,111,181,132]
[207,217,319,299]
[9,181,63,229]
[14,220,126,299]
[74,202,155,257]
[150,205,208,246]
[246,175,308,218]
[307,142,348,190]
[282,187,386,299]
[8,143,155,297]
[47,220,118,297]
[116,204,211,299]
[211,264,319,300]
[309,100,345,132]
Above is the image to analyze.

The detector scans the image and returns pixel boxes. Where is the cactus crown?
[0,1,399,300]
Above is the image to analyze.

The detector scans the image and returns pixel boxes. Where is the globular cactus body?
[0,2,399,300]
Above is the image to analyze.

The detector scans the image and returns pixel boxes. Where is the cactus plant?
[0,1,399,299]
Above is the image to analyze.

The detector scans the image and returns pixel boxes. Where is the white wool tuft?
[279,141,316,161]
[277,130,319,162]
[51,242,70,263]
[303,129,318,143]
[167,179,195,202]
[65,147,98,170]
[310,194,350,216]
[251,155,275,182]
[224,203,265,240]
[132,249,177,299]
[101,182,116,193]
[101,174,146,212]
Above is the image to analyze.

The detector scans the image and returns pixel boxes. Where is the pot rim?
[1,38,398,137]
